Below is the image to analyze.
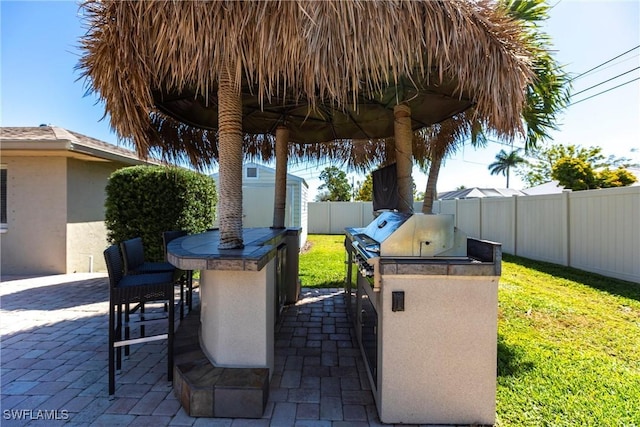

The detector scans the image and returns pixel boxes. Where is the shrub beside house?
[105,165,217,261]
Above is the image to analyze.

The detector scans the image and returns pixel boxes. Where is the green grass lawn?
[299,234,347,287]
[300,234,640,426]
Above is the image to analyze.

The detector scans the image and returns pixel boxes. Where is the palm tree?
[419,112,486,214]
[504,0,572,149]
[420,0,571,213]
[488,149,526,188]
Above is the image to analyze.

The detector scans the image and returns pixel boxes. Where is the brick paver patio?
[0,274,392,426]
[1,274,472,426]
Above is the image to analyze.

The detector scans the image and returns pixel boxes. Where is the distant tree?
[354,174,373,201]
[597,168,637,188]
[411,179,419,200]
[316,166,351,201]
[552,159,638,191]
[519,143,636,187]
[551,157,596,190]
[488,149,526,188]
[353,172,421,203]
[520,144,603,186]
[315,191,332,202]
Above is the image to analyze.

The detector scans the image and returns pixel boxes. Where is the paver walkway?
[1,274,471,426]
[0,274,389,426]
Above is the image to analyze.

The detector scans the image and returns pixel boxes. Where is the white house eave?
[1,140,72,151]
[0,139,163,166]
[68,142,163,166]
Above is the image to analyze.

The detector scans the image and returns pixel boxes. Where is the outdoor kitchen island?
[166,227,300,418]
[345,212,502,425]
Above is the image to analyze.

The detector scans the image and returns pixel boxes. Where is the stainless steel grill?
[346,211,467,277]
[343,211,502,425]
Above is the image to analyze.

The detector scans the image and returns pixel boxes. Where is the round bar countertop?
[167,227,291,271]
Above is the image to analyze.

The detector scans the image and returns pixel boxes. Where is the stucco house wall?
[1,156,68,274]
[1,126,161,275]
[66,158,117,274]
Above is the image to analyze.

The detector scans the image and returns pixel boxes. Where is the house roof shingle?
[0,126,162,166]
[438,187,527,200]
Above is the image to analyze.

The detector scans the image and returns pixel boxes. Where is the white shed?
[211,163,308,246]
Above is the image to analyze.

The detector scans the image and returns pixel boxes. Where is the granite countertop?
[167,228,291,271]
[378,256,499,276]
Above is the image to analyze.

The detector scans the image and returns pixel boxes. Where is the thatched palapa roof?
[78,0,534,167]
[145,112,421,172]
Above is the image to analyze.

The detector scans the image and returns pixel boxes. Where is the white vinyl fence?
[308,201,427,234]
[308,186,640,283]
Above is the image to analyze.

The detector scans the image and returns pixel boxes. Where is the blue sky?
[1,0,639,198]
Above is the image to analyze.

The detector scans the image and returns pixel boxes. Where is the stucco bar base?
[358,239,502,425]
[376,275,498,425]
[173,306,269,418]
[199,264,275,371]
[168,228,295,418]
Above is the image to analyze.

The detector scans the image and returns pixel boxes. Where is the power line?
[289,159,342,175]
[485,138,526,151]
[572,54,640,81]
[571,45,640,81]
[571,66,640,96]
[460,158,490,166]
[549,0,563,9]
[570,77,640,106]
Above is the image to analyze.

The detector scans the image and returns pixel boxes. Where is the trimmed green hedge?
[105,165,217,261]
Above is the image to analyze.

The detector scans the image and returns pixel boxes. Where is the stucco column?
[394,104,414,213]
[272,126,289,229]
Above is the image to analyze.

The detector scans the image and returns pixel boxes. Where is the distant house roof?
[0,126,163,166]
[211,162,308,188]
[521,180,566,195]
[438,187,526,200]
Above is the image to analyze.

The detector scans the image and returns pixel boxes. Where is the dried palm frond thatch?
[78,0,534,165]
[143,110,437,172]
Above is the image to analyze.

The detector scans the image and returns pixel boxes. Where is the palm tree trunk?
[272,126,289,228]
[217,60,244,249]
[506,166,510,188]
[421,153,443,214]
[394,104,414,213]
